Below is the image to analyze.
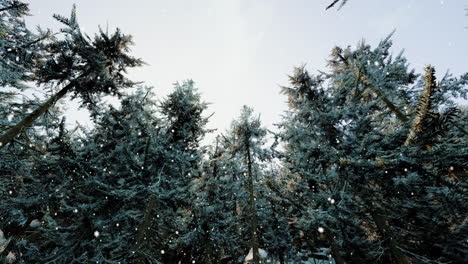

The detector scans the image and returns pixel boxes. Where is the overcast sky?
[25,0,468,139]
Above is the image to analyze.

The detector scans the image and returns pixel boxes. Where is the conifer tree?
[221,106,270,264]
[258,165,294,264]
[188,136,243,263]
[0,94,66,262]
[24,88,166,263]
[0,5,142,149]
[0,0,50,89]
[279,35,467,263]
[136,80,209,263]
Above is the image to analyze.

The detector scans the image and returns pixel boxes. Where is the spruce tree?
[0,0,50,89]
[221,106,270,264]
[136,80,209,263]
[0,94,66,262]
[279,35,467,263]
[189,136,243,263]
[0,5,142,149]
[40,88,164,263]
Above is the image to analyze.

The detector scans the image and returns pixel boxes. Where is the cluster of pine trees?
[1,1,467,263]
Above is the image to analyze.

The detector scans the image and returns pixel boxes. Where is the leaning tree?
[0,5,143,149]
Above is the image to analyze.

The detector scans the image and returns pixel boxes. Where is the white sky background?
[25,0,468,141]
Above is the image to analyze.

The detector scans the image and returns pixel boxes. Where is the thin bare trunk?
[330,243,347,264]
[135,136,156,247]
[246,141,259,264]
[134,194,157,246]
[0,83,72,149]
[371,211,410,264]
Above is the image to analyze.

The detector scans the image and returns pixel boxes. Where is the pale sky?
[25,0,468,139]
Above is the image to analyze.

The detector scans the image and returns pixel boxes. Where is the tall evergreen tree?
[221,106,271,264]
[0,94,66,263]
[0,0,50,89]
[0,5,143,149]
[279,35,467,263]
[14,87,168,263]
[188,136,243,263]
[136,80,210,263]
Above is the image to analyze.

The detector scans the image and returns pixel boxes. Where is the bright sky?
[25,0,468,139]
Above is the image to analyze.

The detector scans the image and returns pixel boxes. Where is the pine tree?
[279,35,467,263]
[258,164,294,264]
[221,106,270,264]
[0,0,50,89]
[136,80,210,263]
[0,5,143,149]
[189,136,242,263]
[28,88,167,263]
[0,93,66,262]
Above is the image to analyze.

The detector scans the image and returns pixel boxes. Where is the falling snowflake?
[318,227,325,233]
[6,251,16,263]
[94,231,100,238]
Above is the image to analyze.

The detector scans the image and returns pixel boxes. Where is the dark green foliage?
[36,5,144,110]
[1,2,466,263]
[0,4,142,150]
[278,35,468,263]
[134,81,209,264]
[0,0,50,89]
[188,137,245,263]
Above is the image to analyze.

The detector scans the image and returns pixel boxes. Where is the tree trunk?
[246,141,260,264]
[330,244,347,264]
[0,83,72,149]
[134,194,157,247]
[204,232,214,264]
[322,228,347,264]
[371,211,410,264]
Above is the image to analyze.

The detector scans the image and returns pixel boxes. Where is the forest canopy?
[1,1,467,264]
